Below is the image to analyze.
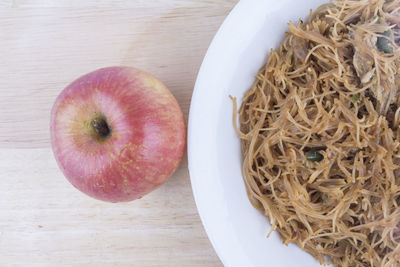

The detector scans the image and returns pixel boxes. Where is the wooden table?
[0,1,238,265]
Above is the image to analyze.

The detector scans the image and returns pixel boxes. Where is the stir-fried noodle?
[233,1,400,266]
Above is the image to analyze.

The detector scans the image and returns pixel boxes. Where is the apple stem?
[91,117,111,139]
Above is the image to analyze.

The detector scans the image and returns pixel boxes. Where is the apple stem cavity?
[90,115,111,141]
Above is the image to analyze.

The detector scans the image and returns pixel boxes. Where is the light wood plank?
[0,6,232,148]
[1,0,236,8]
[0,149,216,266]
[0,1,239,266]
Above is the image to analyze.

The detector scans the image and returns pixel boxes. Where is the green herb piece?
[377,30,393,54]
[321,193,329,203]
[352,93,360,104]
[305,151,324,162]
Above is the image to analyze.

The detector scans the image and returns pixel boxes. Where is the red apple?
[50,66,185,202]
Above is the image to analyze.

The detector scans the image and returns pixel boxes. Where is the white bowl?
[188,0,331,266]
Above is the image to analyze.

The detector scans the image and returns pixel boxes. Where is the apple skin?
[50,66,185,202]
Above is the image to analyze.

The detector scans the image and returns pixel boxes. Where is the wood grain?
[1,0,236,8]
[0,1,238,266]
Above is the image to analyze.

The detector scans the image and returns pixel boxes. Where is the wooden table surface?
[0,1,238,265]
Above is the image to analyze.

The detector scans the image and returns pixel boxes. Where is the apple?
[50,66,185,202]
